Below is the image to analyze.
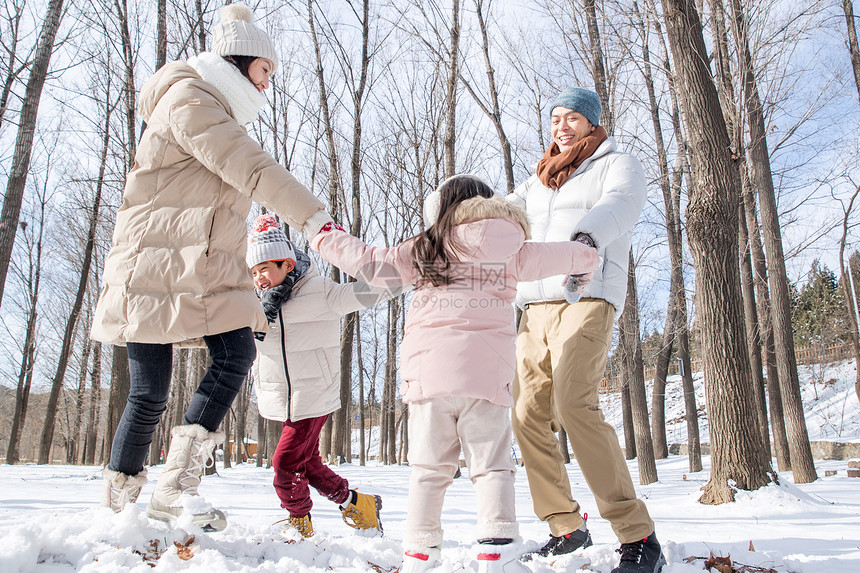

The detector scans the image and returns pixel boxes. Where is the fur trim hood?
[452,195,531,240]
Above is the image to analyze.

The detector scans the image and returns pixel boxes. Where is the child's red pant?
[272,414,350,517]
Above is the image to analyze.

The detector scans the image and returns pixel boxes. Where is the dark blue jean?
[108,327,257,476]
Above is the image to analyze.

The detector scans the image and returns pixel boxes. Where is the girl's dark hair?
[411,175,494,287]
[222,55,257,81]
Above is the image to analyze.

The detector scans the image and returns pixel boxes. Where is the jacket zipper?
[540,184,561,300]
[278,309,292,420]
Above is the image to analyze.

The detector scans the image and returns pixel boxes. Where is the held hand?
[302,210,343,238]
[562,271,594,304]
[319,221,346,233]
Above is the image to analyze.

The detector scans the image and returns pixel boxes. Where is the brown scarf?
[536,125,608,188]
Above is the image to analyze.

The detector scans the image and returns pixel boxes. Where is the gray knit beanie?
[550,87,601,126]
[247,214,296,268]
[213,4,279,71]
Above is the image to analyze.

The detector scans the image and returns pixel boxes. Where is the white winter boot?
[401,546,442,573]
[475,541,530,573]
[101,467,147,512]
[146,424,227,531]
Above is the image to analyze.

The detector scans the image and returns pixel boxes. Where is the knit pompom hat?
[213,4,279,71]
[550,87,601,126]
[247,214,296,268]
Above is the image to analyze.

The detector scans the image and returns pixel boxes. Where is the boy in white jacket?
[247,214,397,537]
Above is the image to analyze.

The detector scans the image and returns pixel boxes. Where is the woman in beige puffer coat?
[94,4,332,532]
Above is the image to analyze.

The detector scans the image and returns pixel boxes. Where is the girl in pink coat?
[311,175,599,573]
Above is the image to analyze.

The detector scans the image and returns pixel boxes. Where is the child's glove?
[562,271,594,304]
[319,221,346,233]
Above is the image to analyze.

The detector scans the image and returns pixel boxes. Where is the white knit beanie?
[212,4,279,71]
[247,214,296,268]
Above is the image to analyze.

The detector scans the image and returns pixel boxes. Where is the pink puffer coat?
[311,195,599,407]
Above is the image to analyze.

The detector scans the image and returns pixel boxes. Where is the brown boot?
[282,514,313,538]
[340,489,383,532]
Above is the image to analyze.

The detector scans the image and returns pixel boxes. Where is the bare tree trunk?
[266,419,279,469]
[460,0,514,192]
[83,342,103,465]
[155,0,167,70]
[6,291,38,464]
[443,0,461,177]
[0,0,28,129]
[837,190,860,402]
[632,0,672,459]
[223,410,232,469]
[307,0,342,223]
[620,381,636,460]
[648,0,702,471]
[839,0,860,401]
[236,377,249,463]
[334,315,356,463]
[256,413,266,467]
[70,335,93,463]
[738,188,771,453]
[0,0,65,312]
[320,416,333,463]
[111,0,137,171]
[357,321,366,466]
[149,423,162,467]
[558,428,571,464]
[37,99,107,464]
[650,320,673,460]
[741,168,789,470]
[380,298,399,464]
[728,0,816,484]
[194,0,205,52]
[582,0,614,134]
[661,0,774,503]
[707,0,770,453]
[397,404,409,465]
[620,251,658,484]
[842,0,860,106]
[102,346,130,465]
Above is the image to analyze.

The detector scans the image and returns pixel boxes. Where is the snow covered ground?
[1,358,858,572]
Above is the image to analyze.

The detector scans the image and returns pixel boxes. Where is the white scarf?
[187,51,266,126]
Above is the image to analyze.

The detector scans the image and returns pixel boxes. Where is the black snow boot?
[522,525,592,561]
[610,532,666,573]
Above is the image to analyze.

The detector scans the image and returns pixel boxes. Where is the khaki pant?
[405,397,518,547]
[512,298,653,543]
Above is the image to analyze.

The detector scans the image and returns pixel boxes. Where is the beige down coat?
[253,266,398,422]
[91,61,326,346]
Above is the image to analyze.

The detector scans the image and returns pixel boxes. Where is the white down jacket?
[253,265,398,422]
[507,137,647,316]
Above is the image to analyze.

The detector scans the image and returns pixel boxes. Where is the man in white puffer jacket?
[247,215,401,538]
[508,87,665,573]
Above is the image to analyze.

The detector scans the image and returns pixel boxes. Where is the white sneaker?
[401,546,441,573]
[476,544,530,573]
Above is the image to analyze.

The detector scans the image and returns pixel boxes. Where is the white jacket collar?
[571,136,618,177]
[187,51,266,126]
